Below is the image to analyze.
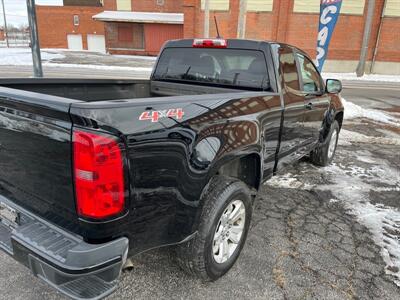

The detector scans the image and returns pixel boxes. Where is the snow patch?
[338,129,400,146]
[264,143,400,286]
[45,63,153,72]
[322,160,400,286]
[0,48,153,72]
[265,173,313,190]
[0,48,64,66]
[342,98,400,127]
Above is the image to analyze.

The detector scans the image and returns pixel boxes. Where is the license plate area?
[0,202,20,229]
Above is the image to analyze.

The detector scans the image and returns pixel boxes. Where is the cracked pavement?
[0,95,399,299]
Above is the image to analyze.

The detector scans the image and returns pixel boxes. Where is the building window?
[117,24,144,49]
[117,0,132,11]
[201,0,229,11]
[293,0,365,15]
[384,0,400,17]
[156,0,165,6]
[247,0,273,12]
[73,15,79,26]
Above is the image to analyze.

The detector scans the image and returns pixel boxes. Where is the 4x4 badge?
[139,108,184,123]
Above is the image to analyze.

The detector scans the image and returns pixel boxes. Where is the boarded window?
[201,0,229,11]
[116,24,144,49]
[247,0,273,12]
[118,25,133,43]
[385,0,400,17]
[293,0,365,15]
[117,0,131,11]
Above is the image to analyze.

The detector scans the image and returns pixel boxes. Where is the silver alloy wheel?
[212,199,246,264]
[328,129,338,159]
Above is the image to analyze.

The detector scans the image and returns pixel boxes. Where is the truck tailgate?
[0,87,80,233]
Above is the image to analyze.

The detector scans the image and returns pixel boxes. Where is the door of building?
[87,34,106,53]
[67,34,83,51]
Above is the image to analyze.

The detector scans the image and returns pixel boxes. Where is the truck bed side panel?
[70,92,282,253]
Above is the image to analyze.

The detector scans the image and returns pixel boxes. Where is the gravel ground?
[0,103,399,300]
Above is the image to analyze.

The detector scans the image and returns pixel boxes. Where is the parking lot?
[0,81,399,299]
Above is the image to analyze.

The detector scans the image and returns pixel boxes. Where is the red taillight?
[73,129,125,219]
[193,39,227,48]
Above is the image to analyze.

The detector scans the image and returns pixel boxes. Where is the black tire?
[310,120,340,166]
[175,176,253,281]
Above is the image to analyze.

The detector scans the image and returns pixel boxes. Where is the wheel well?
[217,154,261,191]
[335,111,344,130]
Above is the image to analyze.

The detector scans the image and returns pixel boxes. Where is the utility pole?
[1,0,9,47]
[356,0,375,77]
[26,0,43,77]
[371,0,387,74]
[237,0,247,38]
[204,0,210,38]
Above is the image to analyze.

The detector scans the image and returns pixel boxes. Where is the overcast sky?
[0,0,63,27]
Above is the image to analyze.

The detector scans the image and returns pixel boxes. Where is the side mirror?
[326,79,342,94]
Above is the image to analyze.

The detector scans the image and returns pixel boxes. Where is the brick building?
[183,0,400,74]
[34,0,399,74]
[93,0,184,55]
[37,1,105,52]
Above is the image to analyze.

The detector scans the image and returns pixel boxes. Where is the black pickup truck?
[0,39,344,299]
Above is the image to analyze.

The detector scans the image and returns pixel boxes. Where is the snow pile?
[0,48,64,65]
[338,129,400,146]
[0,48,154,72]
[323,72,400,83]
[114,54,157,61]
[342,98,400,127]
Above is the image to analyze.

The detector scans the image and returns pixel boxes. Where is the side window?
[279,46,301,91]
[296,53,323,93]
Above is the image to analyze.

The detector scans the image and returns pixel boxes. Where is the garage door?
[87,34,106,53]
[67,34,83,51]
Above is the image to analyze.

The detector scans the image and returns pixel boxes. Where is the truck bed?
[0,78,241,102]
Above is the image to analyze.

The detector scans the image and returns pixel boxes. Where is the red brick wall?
[183,0,400,63]
[377,18,400,62]
[103,0,183,12]
[104,0,116,10]
[36,5,104,49]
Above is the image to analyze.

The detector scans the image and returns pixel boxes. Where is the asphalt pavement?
[0,64,399,299]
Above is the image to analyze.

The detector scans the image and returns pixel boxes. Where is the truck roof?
[164,38,275,50]
[163,38,308,57]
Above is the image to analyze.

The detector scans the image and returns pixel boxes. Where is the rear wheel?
[310,120,340,166]
[175,176,252,281]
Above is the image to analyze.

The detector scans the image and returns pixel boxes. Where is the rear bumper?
[0,196,129,300]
